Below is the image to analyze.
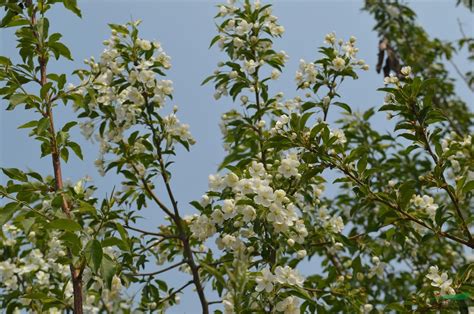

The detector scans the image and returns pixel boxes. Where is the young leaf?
[47,219,82,232]
[0,202,21,225]
[67,142,83,160]
[85,239,103,272]
[63,0,82,18]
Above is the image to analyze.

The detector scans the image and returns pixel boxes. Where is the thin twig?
[448,59,474,92]
[158,280,193,305]
[142,100,209,313]
[208,300,223,306]
[124,223,178,239]
[0,191,50,220]
[127,260,186,277]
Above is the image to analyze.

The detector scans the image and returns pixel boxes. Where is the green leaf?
[420,78,438,90]
[363,107,375,120]
[440,292,470,300]
[49,42,73,60]
[85,239,103,272]
[49,32,63,43]
[357,156,368,173]
[352,255,362,273]
[40,82,53,99]
[379,104,401,112]
[108,23,129,35]
[60,147,69,162]
[67,142,83,160]
[200,262,226,286]
[209,35,222,48]
[9,94,29,107]
[299,112,313,130]
[0,56,12,66]
[22,292,58,303]
[399,180,416,209]
[18,120,38,129]
[101,256,117,289]
[288,287,315,304]
[60,232,82,255]
[115,222,131,251]
[41,142,52,157]
[2,168,28,181]
[62,121,77,132]
[37,117,51,134]
[398,133,417,141]
[333,102,352,114]
[102,237,128,251]
[190,200,204,211]
[0,202,21,225]
[26,171,43,181]
[462,181,474,194]
[310,123,326,139]
[47,219,82,232]
[76,200,96,214]
[156,279,168,292]
[63,0,82,18]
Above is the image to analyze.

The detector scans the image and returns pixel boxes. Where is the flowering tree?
[0,0,472,313]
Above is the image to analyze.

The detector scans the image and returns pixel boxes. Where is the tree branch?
[127,260,186,277]
[158,280,193,306]
[124,223,178,239]
[26,2,84,312]
[141,102,209,313]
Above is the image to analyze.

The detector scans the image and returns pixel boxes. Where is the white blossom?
[244,59,258,75]
[411,194,438,220]
[255,267,274,292]
[278,153,300,178]
[136,38,152,50]
[274,265,304,286]
[271,69,281,80]
[425,266,455,296]
[332,57,346,71]
[401,66,412,76]
[189,215,216,240]
[236,19,253,36]
[368,256,386,279]
[275,296,299,314]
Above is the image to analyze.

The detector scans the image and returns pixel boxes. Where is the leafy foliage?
[0,0,472,313]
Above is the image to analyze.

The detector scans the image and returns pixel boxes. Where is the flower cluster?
[329,128,347,145]
[317,206,345,234]
[277,153,301,178]
[255,266,305,292]
[296,33,368,89]
[275,296,300,314]
[188,155,311,310]
[425,266,455,296]
[0,224,128,312]
[270,114,290,134]
[383,73,400,85]
[368,256,386,279]
[75,21,194,176]
[0,228,69,293]
[360,304,374,313]
[190,160,310,246]
[411,194,439,220]
[295,59,318,86]
[207,0,289,100]
[440,132,473,180]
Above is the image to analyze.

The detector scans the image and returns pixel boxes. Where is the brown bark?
[30,3,84,312]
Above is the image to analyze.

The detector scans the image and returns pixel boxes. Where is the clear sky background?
[1,0,472,312]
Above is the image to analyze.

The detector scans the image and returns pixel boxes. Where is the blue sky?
[0,0,472,312]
